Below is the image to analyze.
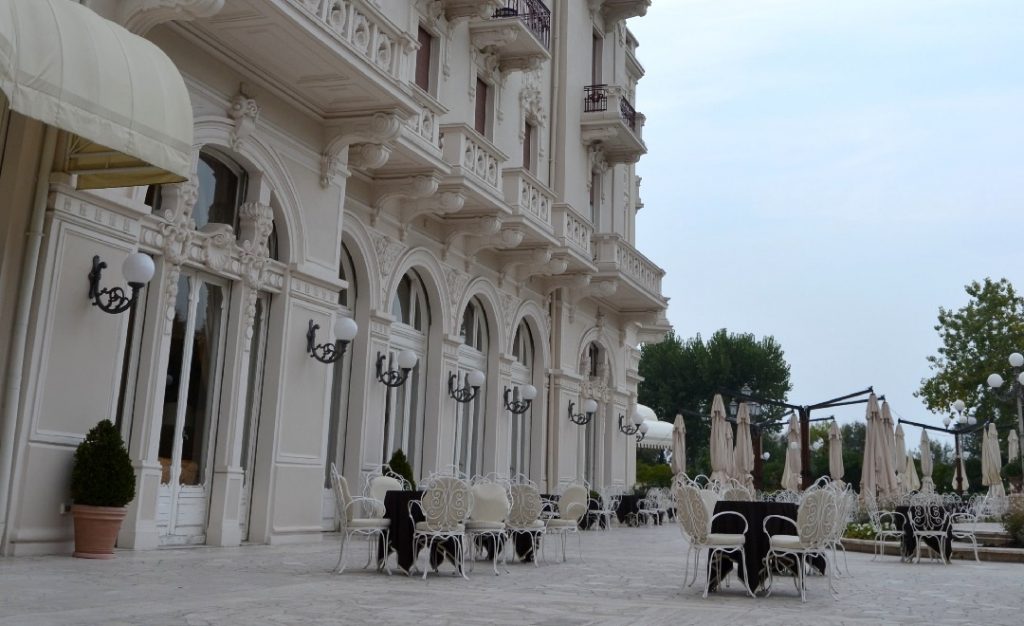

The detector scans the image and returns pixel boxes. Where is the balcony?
[373,89,448,176]
[439,124,508,213]
[502,168,557,246]
[581,85,647,164]
[551,204,597,272]
[589,0,651,27]
[181,0,418,119]
[592,234,666,312]
[470,1,552,73]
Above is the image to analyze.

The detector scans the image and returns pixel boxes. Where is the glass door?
[156,271,230,545]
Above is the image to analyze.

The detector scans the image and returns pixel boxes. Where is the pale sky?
[630,0,1024,439]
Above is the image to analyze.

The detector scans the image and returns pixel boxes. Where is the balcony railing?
[492,0,551,49]
[584,84,637,131]
[552,204,593,257]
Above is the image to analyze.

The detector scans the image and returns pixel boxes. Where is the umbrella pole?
[954,433,964,496]
[800,406,811,490]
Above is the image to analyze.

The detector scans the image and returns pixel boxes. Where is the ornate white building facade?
[0,0,668,555]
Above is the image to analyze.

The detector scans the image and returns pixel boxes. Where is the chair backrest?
[672,482,710,544]
[367,475,403,517]
[796,487,838,547]
[559,484,589,522]
[721,486,752,502]
[508,484,543,527]
[909,502,949,532]
[775,490,800,504]
[330,463,354,523]
[469,482,511,523]
[419,476,472,531]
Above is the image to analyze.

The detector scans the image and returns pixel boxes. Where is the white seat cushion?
[546,519,578,529]
[415,521,465,532]
[705,533,745,546]
[507,520,545,530]
[348,518,389,529]
[465,521,506,530]
[770,534,805,550]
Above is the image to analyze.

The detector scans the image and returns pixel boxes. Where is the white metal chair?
[329,463,391,575]
[506,483,546,567]
[544,484,587,562]
[866,506,906,560]
[465,481,511,575]
[949,507,981,562]
[721,486,753,502]
[672,482,754,598]
[410,476,473,579]
[762,487,838,602]
[908,502,951,564]
[825,486,855,576]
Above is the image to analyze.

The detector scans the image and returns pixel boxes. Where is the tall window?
[510,321,535,479]
[589,172,601,228]
[415,26,434,92]
[592,33,603,85]
[194,150,247,231]
[384,271,429,475]
[475,78,489,136]
[523,121,535,172]
[456,298,488,477]
[325,245,357,487]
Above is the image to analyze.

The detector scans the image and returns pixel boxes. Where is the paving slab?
[0,524,1021,625]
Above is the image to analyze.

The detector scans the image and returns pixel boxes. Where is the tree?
[917,278,1024,457]
[637,328,793,478]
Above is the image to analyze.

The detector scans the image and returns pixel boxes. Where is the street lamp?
[306,317,358,364]
[949,400,973,495]
[619,408,645,436]
[986,351,1024,478]
[504,384,536,414]
[449,369,485,403]
[636,420,649,443]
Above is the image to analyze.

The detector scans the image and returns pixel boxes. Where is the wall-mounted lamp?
[618,409,644,436]
[88,253,155,314]
[449,370,485,403]
[306,317,357,364]
[636,421,649,443]
[504,384,536,414]
[376,350,417,387]
[568,398,598,425]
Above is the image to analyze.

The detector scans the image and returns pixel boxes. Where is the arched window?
[194,149,247,232]
[324,243,357,496]
[510,320,535,479]
[456,297,489,477]
[384,270,430,476]
[587,342,600,378]
[338,244,355,307]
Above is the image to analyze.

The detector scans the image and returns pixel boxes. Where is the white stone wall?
[0,0,666,556]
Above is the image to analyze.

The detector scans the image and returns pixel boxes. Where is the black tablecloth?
[895,504,958,562]
[379,490,459,573]
[616,495,642,525]
[709,500,825,593]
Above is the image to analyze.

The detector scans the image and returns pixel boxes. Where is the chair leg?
[334,532,347,574]
[798,554,807,603]
[380,530,392,576]
[577,531,584,563]
[702,549,715,598]
[762,552,775,598]
[739,547,755,598]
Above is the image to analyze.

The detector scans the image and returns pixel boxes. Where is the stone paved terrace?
[0,524,1021,625]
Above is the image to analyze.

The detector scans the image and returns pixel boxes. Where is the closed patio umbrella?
[828,420,844,484]
[860,393,880,499]
[984,422,1005,498]
[709,394,732,484]
[952,456,970,491]
[919,429,935,493]
[732,402,755,490]
[880,401,901,495]
[894,423,907,493]
[904,452,921,491]
[782,414,801,492]
[671,414,686,476]
[1010,430,1020,464]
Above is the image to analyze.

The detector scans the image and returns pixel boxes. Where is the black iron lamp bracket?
[88,255,142,315]
[306,320,347,364]
[449,373,480,404]
[376,352,412,388]
[504,387,532,414]
[568,401,593,426]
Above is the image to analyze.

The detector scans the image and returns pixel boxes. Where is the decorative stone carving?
[201,224,235,272]
[321,111,406,187]
[157,181,198,266]
[443,265,471,333]
[116,0,224,35]
[519,70,547,143]
[349,143,392,171]
[228,88,261,151]
[439,0,501,20]
[371,232,405,283]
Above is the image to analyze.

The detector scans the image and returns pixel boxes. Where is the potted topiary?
[70,419,136,559]
[386,449,416,491]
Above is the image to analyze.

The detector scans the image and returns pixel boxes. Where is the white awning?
[636,404,672,449]
[0,0,193,189]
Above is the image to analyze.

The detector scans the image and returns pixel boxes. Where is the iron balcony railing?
[492,0,551,49]
[583,84,638,131]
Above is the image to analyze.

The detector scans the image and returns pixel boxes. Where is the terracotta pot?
[71,504,126,559]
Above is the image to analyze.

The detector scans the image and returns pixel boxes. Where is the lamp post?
[986,351,1024,479]
[947,399,976,496]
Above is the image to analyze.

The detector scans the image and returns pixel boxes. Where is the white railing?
[440,124,504,192]
[552,204,592,256]
[595,235,662,295]
[292,0,411,82]
[405,91,442,149]
[503,168,553,230]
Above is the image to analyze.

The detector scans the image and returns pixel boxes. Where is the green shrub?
[636,461,673,488]
[70,420,135,507]
[386,449,416,491]
[1003,508,1024,547]
[1005,462,1022,479]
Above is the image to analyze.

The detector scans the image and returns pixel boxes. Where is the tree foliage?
[70,420,136,507]
[637,329,792,477]
[917,278,1024,454]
